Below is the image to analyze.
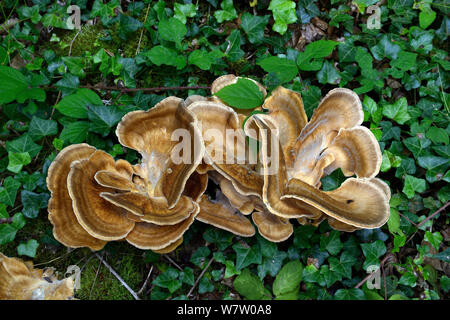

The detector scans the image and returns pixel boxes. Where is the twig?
[90,252,103,299]
[187,257,214,298]
[164,255,183,271]
[93,252,140,300]
[416,201,449,228]
[43,84,210,92]
[135,4,151,56]
[398,211,418,227]
[0,217,13,224]
[354,255,390,289]
[68,30,81,57]
[137,265,153,296]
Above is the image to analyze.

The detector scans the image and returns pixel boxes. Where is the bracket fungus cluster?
[0,253,75,300]
[46,74,390,252]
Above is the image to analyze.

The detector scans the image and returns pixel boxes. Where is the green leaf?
[317,60,341,84]
[297,40,339,71]
[60,121,90,144]
[21,190,49,219]
[17,239,39,258]
[173,3,197,24]
[190,246,211,267]
[28,117,58,141]
[424,231,443,250]
[203,228,234,250]
[0,177,21,207]
[390,51,417,72]
[61,57,85,78]
[382,98,411,124]
[273,260,303,296]
[87,104,124,136]
[158,17,186,46]
[0,66,29,104]
[240,13,269,44]
[6,134,42,158]
[188,50,215,70]
[370,35,401,61]
[214,78,265,109]
[180,267,195,286]
[118,14,143,40]
[433,248,450,263]
[419,9,436,29]
[144,46,186,70]
[233,242,262,270]
[361,240,386,270]
[55,89,102,118]
[426,127,449,145]
[329,251,357,279]
[398,271,417,287]
[320,230,343,255]
[224,29,244,62]
[233,269,268,300]
[402,174,426,199]
[7,152,31,173]
[268,0,297,35]
[257,56,298,83]
[152,267,181,293]
[214,0,237,23]
[334,288,365,300]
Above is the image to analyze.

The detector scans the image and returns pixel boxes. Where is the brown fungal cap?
[47,143,106,251]
[188,100,264,197]
[322,126,382,179]
[116,96,204,208]
[252,210,293,242]
[100,191,198,225]
[197,195,256,237]
[125,205,198,250]
[0,253,74,300]
[68,150,135,240]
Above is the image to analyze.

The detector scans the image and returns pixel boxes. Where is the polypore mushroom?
[115,96,204,208]
[67,150,136,240]
[196,195,255,237]
[47,143,106,250]
[187,100,264,197]
[0,253,74,300]
[125,206,198,250]
[251,92,390,230]
[252,209,293,242]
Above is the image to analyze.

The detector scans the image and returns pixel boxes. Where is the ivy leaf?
[257,251,288,279]
[426,127,449,145]
[296,0,320,24]
[203,228,234,250]
[61,57,85,78]
[334,288,365,300]
[329,251,357,279]
[0,66,29,104]
[0,177,21,207]
[173,3,197,24]
[257,56,298,83]
[233,269,269,300]
[87,104,124,137]
[6,134,42,158]
[214,78,265,109]
[21,190,50,219]
[370,35,401,61]
[419,9,436,29]
[118,14,143,40]
[158,17,186,46]
[189,50,215,70]
[390,51,417,72]
[55,89,102,119]
[268,0,297,35]
[180,267,195,286]
[240,13,269,44]
[152,267,181,293]
[317,60,341,84]
[320,230,343,256]
[224,29,244,62]
[233,242,262,270]
[54,74,80,95]
[402,174,426,199]
[28,117,58,141]
[272,260,303,296]
[59,121,90,144]
[424,231,443,251]
[361,240,386,270]
[382,98,411,124]
[7,152,31,173]
[398,271,417,287]
[17,239,39,258]
[190,246,211,267]
[297,40,339,71]
[144,46,186,70]
[214,0,238,23]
